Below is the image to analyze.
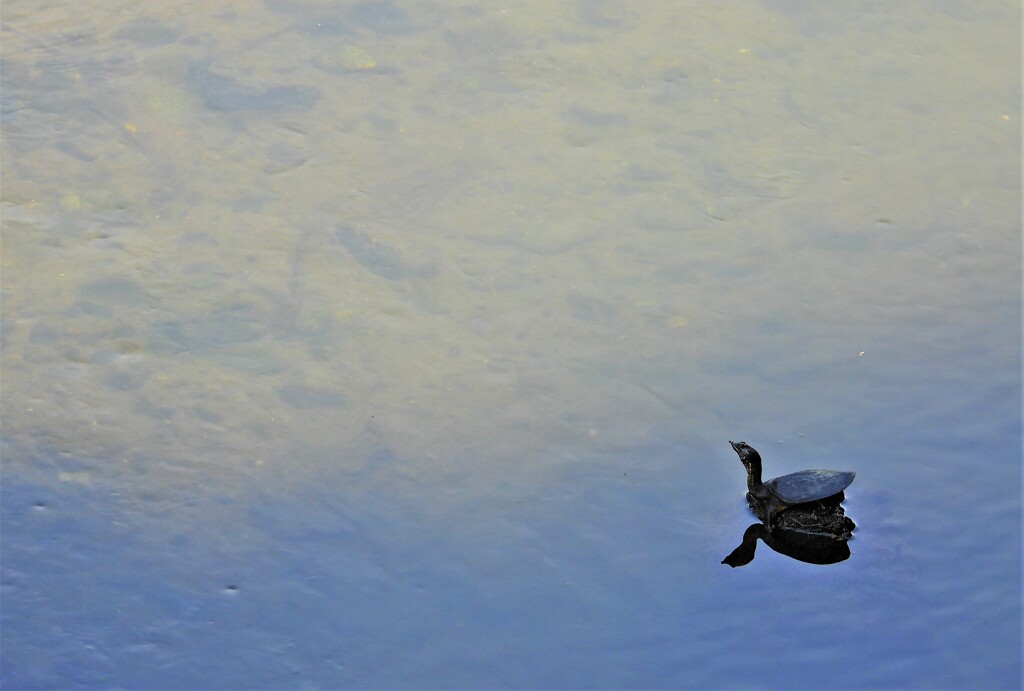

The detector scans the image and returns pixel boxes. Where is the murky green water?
[3,2,1020,688]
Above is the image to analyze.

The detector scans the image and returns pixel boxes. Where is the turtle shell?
[765,469,856,505]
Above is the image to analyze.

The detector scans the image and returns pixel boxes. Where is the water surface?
[2,1,1020,688]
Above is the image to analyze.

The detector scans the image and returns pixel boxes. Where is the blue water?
[2,1,1020,688]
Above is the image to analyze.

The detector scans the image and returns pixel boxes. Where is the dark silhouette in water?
[331,225,435,281]
[722,519,852,567]
[185,61,320,112]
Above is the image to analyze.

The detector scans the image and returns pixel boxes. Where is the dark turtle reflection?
[723,441,856,567]
[723,495,855,567]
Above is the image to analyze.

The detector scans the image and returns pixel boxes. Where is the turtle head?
[729,440,763,493]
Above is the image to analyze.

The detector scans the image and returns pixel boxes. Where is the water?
[2,1,1020,688]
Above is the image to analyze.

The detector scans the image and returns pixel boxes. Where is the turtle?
[729,440,855,529]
